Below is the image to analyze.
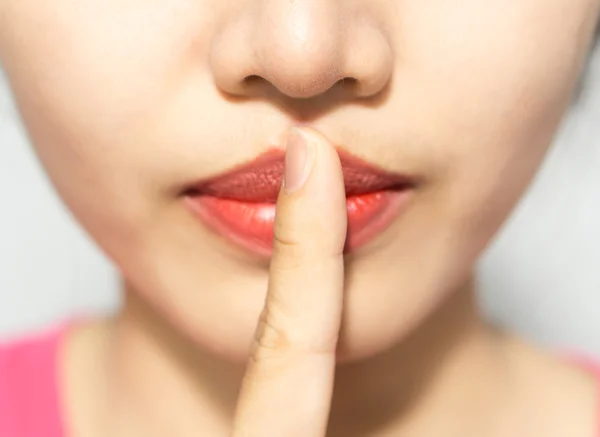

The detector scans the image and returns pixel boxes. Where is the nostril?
[239,74,359,98]
[243,74,267,89]
[244,75,265,85]
[239,75,270,94]
[337,77,358,87]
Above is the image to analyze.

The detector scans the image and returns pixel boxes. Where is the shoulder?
[505,339,600,437]
[0,324,67,437]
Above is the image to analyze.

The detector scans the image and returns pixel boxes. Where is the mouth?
[182,148,415,257]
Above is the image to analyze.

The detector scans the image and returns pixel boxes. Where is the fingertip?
[283,128,314,194]
[283,126,348,254]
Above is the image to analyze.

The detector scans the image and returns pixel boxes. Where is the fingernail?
[284,128,313,193]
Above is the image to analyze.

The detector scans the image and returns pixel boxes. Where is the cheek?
[2,66,152,261]
[0,0,217,168]
[1,4,180,134]
[0,4,193,239]
[403,0,596,141]
[401,1,597,230]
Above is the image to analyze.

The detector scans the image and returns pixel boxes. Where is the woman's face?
[0,0,598,362]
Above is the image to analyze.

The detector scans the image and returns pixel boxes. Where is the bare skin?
[60,129,597,437]
[1,1,599,435]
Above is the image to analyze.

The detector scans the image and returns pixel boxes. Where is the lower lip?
[184,190,412,257]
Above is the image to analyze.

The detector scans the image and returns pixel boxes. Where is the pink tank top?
[0,325,66,437]
[0,325,599,437]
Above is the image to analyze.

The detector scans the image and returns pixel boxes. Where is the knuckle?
[273,218,302,248]
[273,215,344,266]
[249,306,293,368]
[271,232,306,270]
[272,224,339,269]
[249,298,338,365]
[253,323,289,363]
[256,302,292,352]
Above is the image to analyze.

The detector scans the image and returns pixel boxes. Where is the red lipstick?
[183,149,414,257]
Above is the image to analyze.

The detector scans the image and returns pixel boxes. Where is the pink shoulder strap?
[587,361,600,437]
[571,355,600,437]
[0,325,67,437]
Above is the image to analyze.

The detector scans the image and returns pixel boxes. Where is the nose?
[210,1,393,100]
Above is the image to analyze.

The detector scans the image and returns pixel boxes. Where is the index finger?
[231,127,348,437]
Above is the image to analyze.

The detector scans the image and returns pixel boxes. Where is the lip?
[182,148,415,257]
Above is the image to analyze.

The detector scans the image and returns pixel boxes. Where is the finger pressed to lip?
[268,127,347,353]
[231,127,347,437]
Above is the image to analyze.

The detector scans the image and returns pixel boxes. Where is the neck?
[328,281,509,435]
[105,277,510,437]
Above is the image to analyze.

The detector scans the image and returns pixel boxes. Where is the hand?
[231,127,348,437]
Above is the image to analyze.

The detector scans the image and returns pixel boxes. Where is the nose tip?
[251,39,348,99]
[211,2,392,101]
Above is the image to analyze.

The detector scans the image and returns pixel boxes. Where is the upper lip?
[183,148,415,203]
